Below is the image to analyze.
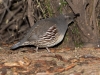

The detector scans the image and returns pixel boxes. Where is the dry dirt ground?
[0,44,100,75]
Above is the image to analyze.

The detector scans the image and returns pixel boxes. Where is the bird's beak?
[74,13,80,18]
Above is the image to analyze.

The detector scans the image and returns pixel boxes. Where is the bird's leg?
[46,47,51,52]
[35,47,39,52]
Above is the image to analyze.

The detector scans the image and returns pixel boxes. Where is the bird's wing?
[20,19,59,46]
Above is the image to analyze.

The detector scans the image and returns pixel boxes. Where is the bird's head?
[64,13,79,24]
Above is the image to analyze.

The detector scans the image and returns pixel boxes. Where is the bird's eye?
[68,17,71,19]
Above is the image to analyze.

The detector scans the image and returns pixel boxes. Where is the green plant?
[58,0,67,13]
[45,0,53,17]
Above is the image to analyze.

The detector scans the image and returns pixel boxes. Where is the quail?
[11,14,75,52]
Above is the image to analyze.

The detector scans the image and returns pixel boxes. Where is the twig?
[27,0,34,27]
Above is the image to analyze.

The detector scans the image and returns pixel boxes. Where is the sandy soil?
[0,45,100,75]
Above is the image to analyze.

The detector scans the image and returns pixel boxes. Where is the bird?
[11,14,75,52]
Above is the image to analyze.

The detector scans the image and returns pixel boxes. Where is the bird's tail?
[10,42,21,49]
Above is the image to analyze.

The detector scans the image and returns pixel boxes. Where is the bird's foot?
[35,47,50,52]
[46,47,51,52]
[35,47,39,52]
